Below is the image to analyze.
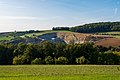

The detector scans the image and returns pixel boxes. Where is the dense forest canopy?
[70,22,120,33]
[0,41,120,65]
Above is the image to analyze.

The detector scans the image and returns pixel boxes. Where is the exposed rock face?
[57,32,113,44]
[57,32,87,44]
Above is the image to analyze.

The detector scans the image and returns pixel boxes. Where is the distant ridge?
[71,22,120,33]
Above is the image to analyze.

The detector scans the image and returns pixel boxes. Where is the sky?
[0,0,120,32]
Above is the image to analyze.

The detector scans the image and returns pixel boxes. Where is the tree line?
[52,27,70,30]
[70,22,120,33]
[0,41,120,65]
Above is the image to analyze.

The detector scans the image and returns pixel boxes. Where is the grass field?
[98,31,120,38]
[0,36,14,41]
[0,65,120,80]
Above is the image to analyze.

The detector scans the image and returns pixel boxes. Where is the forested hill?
[70,22,120,33]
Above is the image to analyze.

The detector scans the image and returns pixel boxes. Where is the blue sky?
[0,0,120,32]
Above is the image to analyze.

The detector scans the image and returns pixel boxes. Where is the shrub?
[31,58,42,64]
[56,57,68,64]
[45,56,53,64]
[76,56,85,64]
[13,55,26,65]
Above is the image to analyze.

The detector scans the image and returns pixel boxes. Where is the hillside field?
[95,38,120,47]
[0,65,120,80]
[0,30,71,41]
[98,31,120,38]
[0,30,120,47]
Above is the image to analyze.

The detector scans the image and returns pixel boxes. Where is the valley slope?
[0,31,120,47]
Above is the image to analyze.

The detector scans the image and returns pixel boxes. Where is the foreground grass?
[0,65,120,80]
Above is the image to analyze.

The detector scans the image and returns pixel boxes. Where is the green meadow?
[0,36,14,41]
[0,65,120,80]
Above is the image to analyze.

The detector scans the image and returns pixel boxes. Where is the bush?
[31,58,42,64]
[56,57,68,64]
[13,55,26,65]
[45,56,53,64]
[76,56,85,64]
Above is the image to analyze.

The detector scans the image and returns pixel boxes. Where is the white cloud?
[0,16,38,20]
[0,16,62,20]
[0,2,8,6]
[0,1,26,9]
